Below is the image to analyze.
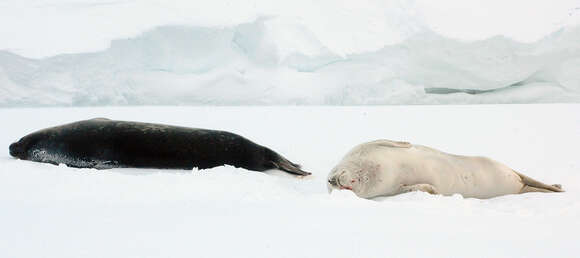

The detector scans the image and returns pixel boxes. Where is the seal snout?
[328,171,353,191]
[328,172,345,189]
[9,141,23,158]
[328,177,338,187]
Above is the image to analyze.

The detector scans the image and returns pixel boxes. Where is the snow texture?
[1,1,580,106]
[1,105,579,258]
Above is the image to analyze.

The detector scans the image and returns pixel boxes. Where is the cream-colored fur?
[327,140,563,199]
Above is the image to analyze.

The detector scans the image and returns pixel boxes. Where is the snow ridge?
[0,19,579,106]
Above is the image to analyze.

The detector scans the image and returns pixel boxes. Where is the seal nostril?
[328,177,338,186]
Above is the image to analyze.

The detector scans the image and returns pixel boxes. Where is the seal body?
[327,140,562,199]
[9,118,310,176]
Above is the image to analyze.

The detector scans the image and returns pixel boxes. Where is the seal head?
[327,160,382,198]
[9,141,23,158]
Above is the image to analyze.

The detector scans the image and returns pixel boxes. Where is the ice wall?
[1,0,580,106]
[1,18,579,106]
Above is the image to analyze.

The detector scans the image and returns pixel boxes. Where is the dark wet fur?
[9,118,310,176]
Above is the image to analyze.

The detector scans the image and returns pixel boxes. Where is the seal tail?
[272,155,311,176]
[514,171,564,193]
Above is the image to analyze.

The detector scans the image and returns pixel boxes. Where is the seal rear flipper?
[520,185,555,193]
[514,171,564,193]
[272,156,311,176]
[89,117,111,121]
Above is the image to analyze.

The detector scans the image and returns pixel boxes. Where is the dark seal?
[9,118,310,176]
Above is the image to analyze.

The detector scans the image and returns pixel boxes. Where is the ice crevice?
[423,70,563,96]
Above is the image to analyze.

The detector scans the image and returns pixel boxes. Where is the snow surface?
[1,105,579,258]
[1,1,580,106]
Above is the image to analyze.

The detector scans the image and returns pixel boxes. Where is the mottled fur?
[10,118,310,176]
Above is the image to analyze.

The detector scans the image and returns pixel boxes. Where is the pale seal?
[9,118,310,176]
[327,140,562,199]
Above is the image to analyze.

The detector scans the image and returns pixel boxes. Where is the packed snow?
[1,1,580,106]
[1,105,579,258]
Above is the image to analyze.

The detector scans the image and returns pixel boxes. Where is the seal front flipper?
[370,139,411,148]
[90,117,111,121]
[93,160,120,170]
[399,184,439,195]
